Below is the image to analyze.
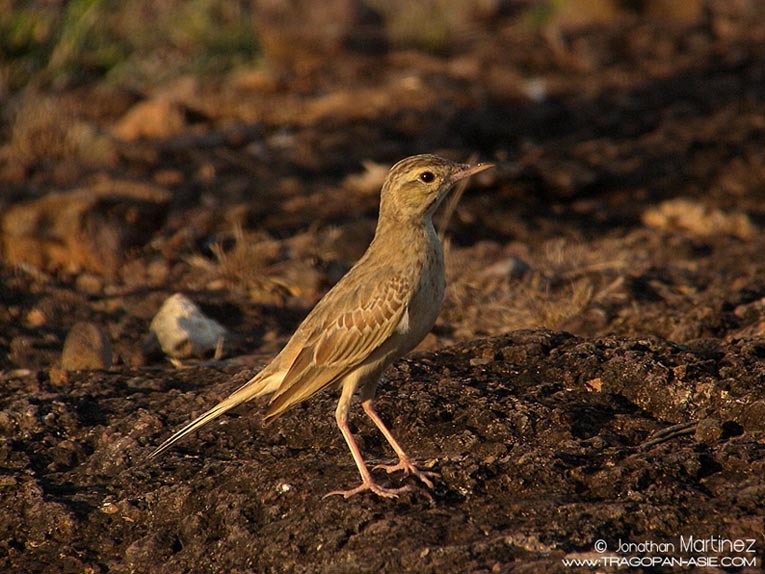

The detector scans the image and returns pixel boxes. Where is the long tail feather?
[149,371,281,459]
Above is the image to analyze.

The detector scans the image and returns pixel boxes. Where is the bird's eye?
[419,171,435,183]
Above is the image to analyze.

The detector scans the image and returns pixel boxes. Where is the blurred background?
[2,0,765,368]
[0,0,712,92]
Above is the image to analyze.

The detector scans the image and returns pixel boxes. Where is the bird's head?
[379,154,494,223]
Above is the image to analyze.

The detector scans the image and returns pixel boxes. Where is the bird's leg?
[362,399,437,489]
[324,386,410,499]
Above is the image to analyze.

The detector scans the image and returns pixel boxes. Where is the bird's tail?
[148,370,281,459]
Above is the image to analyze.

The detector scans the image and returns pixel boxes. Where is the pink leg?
[362,399,437,489]
[324,383,411,499]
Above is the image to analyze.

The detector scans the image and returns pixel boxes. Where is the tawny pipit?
[150,154,494,497]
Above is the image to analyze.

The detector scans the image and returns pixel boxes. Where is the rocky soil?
[2,2,765,572]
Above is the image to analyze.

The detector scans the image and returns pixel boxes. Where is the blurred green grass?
[0,0,260,95]
[0,0,712,99]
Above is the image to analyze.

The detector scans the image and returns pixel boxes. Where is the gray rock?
[149,294,227,359]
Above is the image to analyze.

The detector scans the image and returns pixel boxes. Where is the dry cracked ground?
[1,2,765,573]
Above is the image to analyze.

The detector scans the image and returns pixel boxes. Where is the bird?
[149,154,494,498]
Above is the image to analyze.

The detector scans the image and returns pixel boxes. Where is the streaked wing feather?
[265,272,410,419]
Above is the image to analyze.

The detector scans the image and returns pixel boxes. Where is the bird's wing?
[264,271,411,420]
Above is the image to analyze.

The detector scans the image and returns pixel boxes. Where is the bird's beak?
[448,162,495,185]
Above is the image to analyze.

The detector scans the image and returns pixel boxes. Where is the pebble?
[479,256,530,280]
[61,322,113,370]
[149,293,227,359]
[694,417,723,443]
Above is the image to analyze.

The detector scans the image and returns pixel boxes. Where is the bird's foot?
[323,481,411,499]
[373,457,438,489]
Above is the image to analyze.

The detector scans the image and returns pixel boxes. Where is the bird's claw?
[323,481,412,499]
[373,458,438,489]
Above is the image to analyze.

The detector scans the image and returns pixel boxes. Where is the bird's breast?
[397,235,445,345]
